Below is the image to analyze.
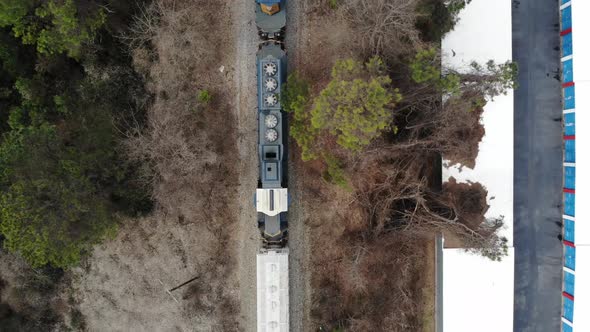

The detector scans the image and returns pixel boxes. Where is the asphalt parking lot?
[512,0,565,331]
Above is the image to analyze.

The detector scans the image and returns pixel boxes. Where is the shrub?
[197,89,212,104]
[282,73,316,160]
[322,154,350,190]
[311,57,401,152]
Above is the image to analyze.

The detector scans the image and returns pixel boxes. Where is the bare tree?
[119,1,163,50]
[340,0,423,57]
[349,153,507,261]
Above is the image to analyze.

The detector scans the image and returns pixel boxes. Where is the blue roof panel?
[562,59,574,83]
[562,33,573,57]
[565,245,576,270]
[564,218,575,243]
[564,85,575,110]
[564,271,575,296]
[564,112,575,136]
[563,297,574,322]
[565,139,575,163]
[561,6,572,31]
[564,192,575,217]
[564,166,575,189]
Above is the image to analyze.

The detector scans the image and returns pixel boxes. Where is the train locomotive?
[255,2,288,247]
[255,42,289,246]
[255,0,286,40]
[255,3,289,332]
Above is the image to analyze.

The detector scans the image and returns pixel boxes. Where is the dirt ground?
[0,1,319,331]
[286,2,437,331]
[70,0,260,331]
[0,1,439,331]
[421,238,437,332]
[232,0,265,330]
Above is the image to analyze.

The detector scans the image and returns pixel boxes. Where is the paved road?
[513,0,564,331]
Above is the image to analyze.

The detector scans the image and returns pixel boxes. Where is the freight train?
[254,0,289,247]
[255,0,286,39]
[255,41,289,247]
[254,2,289,332]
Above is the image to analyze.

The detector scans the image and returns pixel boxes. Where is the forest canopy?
[0,0,151,268]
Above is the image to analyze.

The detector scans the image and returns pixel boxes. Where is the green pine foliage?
[322,154,350,190]
[416,0,472,42]
[0,0,33,28]
[35,0,106,58]
[0,1,151,268]
[410,47,460,95]
[282,72,317,160]
[284,58,401,161]
[410,47,517,100]
[312,57,401,152]
[0,124,116,268]
[2,0,105,59]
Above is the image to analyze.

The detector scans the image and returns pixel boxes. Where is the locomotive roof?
[255,0,287,32]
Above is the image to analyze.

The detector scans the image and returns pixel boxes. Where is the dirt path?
[232,0,262,331]
[286,0,313,331]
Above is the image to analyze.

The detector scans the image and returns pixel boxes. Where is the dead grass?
[293,1,434,330]
[0,249,68,331]
[72,0,244,330]
[297,9,357,87]
[292,0,490,330]
[73,213,240,331]
[420,237,436,332]
[297,169,431,331]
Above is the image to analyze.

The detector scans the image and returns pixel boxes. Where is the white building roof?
[257,249,289,332]
[442,0,514,245]
[440,1,515,331]
[571,0,590,81]
[573,246,590,327]
[442,0,512,68]
[442,248,515,332]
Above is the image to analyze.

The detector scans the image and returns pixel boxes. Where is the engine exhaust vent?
[265,114,279,128]
[264,94,278,107]
[263,62,278,76]
[265,129,278,142]
[265,77,278,92]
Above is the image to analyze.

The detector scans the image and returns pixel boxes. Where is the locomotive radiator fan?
[264,77,278,92]
[265,114,278,128]
[263,62,278,76]
[265,129,278,142]
[264,94,278,107]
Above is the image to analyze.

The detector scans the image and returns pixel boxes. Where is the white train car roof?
[257,249,289,332]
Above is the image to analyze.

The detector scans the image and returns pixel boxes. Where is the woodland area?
[0,0,154,329]
[0,0,248,330]
[0,0,517,331]
[0,0,151,268]
[287,0,516,330]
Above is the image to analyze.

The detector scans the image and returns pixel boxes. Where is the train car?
[255,10,289,332]
[255,0,287,40]
[255,41,288,246]
[257,248,289,332]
